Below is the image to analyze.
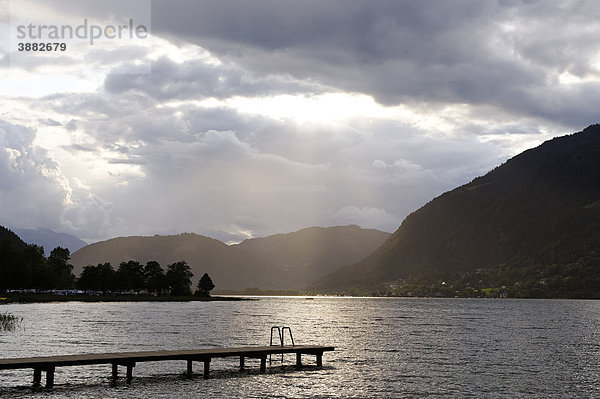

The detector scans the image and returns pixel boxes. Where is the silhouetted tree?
[196,273,215,297]
[22,245,49,289]
[116,260,145,292]
[47,247,75,289]
[166,261,193,296]
[97,263,116,292]
[77,263,115,293]
[77,265,97,291]
[0,227,80,291]
[144,261,168,295]
[0,227,28,290]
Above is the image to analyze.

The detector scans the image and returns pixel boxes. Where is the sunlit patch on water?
[1,298,600,397]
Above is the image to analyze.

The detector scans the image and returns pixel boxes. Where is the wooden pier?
[0,345,334,389]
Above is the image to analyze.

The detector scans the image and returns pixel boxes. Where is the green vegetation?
[0,226,75,291]
[77,260,212,297]
[70,226,390,292]
[332,254,600,299]
[0,225,217,299]
[196,273,215,297]
[234,225,391,289]
[165,261,193,296]
[77,262,117,292]
[144,260,168,295]
[0,313,22,331]
[318,125,600,297]
[4,126,600,300]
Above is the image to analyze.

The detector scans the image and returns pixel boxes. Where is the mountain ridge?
[316,124,600,294]
[71,233,280,290]
[13,227,87,256]
[234,225,390,288]
[71,225,390,291]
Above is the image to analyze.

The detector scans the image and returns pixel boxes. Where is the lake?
[0,297,599,398]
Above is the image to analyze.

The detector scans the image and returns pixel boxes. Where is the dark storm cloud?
[104,56,320,100]
[33,79,505,240]
[500,83,600,128]
[42,88,272,153]
[4,0,597,242]
[149,0,600,128]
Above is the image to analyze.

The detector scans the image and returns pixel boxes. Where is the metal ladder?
[269,326,295,364]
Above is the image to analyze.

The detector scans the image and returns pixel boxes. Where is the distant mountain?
[317,125,600,297]
[71,225,390,291]
[234,225,390,289]
[70,233,285,290]
[13,228,87,256]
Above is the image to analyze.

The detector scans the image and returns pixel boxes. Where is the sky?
[0,0,599,244]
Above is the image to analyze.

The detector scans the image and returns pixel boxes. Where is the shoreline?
[0,293,249,304]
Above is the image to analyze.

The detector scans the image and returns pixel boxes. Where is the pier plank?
[0,345,334,388]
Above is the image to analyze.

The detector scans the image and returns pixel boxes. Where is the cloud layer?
[1,0,599,243]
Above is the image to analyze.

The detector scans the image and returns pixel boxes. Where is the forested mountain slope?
[317,125,600,297]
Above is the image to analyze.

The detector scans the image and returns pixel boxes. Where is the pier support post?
[112,363,118,384]
[4,345,333,389]
[45,366,55,389]
[111,362,134,385]
[203,359,210,378]
[126,364,134,384]
[187,360,193,376]
[316,351,323,367]
[260,356,267,373]
[33,368,42,387]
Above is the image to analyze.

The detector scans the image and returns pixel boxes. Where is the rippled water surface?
[1,297,600,398]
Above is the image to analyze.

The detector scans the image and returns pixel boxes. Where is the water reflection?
[0,298,600,398]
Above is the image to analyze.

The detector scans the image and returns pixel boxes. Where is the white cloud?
[0,121,71,229]
[227,92,401,125]
[0,0,596,244]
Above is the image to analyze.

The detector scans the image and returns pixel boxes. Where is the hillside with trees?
[71,226,390,291]
[316,125,600,298]
[70,233,285,290]
[0,226,213,297]
[0,226,75,290]
[233,225,390,288]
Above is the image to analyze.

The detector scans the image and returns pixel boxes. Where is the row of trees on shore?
[77,259,214,297]
[0,227,215,296]
[0,243,74,291]
[0,226,216,329]
[0,226,77,290]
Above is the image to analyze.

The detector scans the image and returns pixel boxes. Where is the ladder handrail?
[269,326,295,364]
[281,326,295,346]
[270,326,281,347]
